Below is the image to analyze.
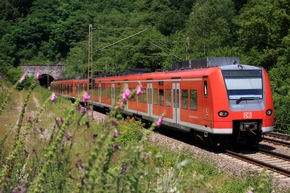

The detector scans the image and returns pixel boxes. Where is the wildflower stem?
[77,127,114,192]
[0,80,37,190]
[32,98,80,193]
[15,80,37,141]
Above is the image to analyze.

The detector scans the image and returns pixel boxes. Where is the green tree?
[62,41,88,79]
[269,63,290,123]
[269,30,290,123]
[233,0,290,69]
[183,0,236,59]
[0,0,34,21]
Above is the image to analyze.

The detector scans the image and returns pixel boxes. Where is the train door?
[98,83,101,104]
[203,77,209,120]
[111,84,115,106]
[147,83,153,117]
[173,83,180,124]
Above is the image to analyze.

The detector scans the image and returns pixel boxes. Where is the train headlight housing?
[218,110,229,118]
[266,109,272,116]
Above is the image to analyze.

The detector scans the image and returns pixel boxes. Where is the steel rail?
[224,149,290,177]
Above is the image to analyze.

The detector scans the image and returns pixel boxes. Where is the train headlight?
[266,109,272,116]
[218,110,229,118]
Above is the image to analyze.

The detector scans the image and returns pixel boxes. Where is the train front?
[220,64,274,145]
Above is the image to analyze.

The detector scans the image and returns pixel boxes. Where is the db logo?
[243,112,252,118]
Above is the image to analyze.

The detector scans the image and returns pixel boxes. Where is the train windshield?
[222,70,263,100]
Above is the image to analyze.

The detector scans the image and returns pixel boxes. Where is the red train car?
[51,57,274,145]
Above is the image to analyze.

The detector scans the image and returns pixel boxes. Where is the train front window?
[222,70,263,100]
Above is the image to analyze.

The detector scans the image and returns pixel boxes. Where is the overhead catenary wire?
[95,28,148,52]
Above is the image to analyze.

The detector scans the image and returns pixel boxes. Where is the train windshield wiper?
[236,97,261,104]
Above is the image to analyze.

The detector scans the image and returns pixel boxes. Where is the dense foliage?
[0,0,290,123]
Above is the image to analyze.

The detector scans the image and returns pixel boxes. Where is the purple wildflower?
[39,127,46,134]
[113,143,120,150]
[65,134,72,141]
[51,92,57,103]
[81,92,90,102]
[114,130,120,137]
[122,88,130,102]
[19,74,26,84]
[112,119,117,127]
[27,114,33,123]
[32,148,37,154]
[88,104,93,111]
[77,105,87,114]
[136,85,143,96]
[79,178,86,186]
[36,71,41,79]
[157,117,163,128]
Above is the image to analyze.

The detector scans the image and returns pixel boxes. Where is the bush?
[116,117,144,147]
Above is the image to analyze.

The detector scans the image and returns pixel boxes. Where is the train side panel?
[50,62,275,146]
[261,68,274,132]
[206,69,232,134]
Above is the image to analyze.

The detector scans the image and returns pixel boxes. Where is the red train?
[51,57,274,145]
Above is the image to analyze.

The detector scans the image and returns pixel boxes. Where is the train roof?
[170,57,240,70]
[219,64,261,70]
[52,57,264,83]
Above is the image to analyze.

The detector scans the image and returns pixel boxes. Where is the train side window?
[142,88,147,103]
[159,89,164,106]
[153,88,158,105]
[130,87,136,101]
[182,89,188,109]
[138,88,146,103]
[190,90,197,110]
[138,89,143,103]
[106,87,109,98]
[108,87,110,98]
[204,81,208,98]
[102,87,105,97]
[138,89,142,102]
[166,89,171,106]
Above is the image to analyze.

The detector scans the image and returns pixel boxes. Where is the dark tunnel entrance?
[38,74,54,88]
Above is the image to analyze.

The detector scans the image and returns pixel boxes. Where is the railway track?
[224,146,290,178]
[263,132,290,147]
[224,130,290,178]
[158,126,290,176]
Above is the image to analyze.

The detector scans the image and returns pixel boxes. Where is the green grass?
[0,78,287,193]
